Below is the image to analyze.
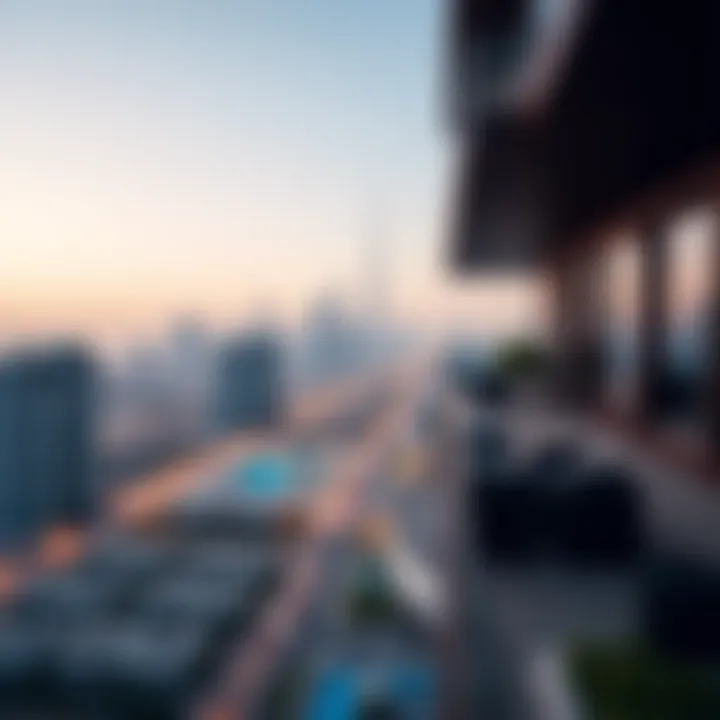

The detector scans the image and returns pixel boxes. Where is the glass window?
[605,235,641,409]
[663,209,716,427]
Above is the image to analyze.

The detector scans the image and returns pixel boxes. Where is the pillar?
[637,225,669,424]
[705,214,720,461]
[551,258,575,405]
[552,249,606,408]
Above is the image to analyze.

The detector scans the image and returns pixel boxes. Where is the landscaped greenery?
[345,579,401,626]
[493,339,549,383]
[344,557,402,627]
[570,640,720,720]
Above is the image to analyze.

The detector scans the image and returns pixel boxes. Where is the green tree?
[494,339,548,383]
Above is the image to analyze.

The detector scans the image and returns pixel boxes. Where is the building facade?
[303,293,358,384]
[215,333,284,433]
[0,345,96,548]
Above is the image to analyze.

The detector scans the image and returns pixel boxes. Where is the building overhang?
[448,0,720,272]
[449,118,547,271]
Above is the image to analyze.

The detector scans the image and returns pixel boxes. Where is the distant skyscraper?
[363,206,392,326]
[215,333,284,432]
[303,293,356,382]
[168,315,214,432]
[124,342,169,400]
[169,316,212,389]
[0,345,96,548]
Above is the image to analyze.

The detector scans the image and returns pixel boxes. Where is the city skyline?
[0,0,543,347]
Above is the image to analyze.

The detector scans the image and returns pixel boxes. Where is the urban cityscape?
[2,1,720,719]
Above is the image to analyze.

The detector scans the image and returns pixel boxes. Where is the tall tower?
[0,344,96,548]
[363,205,392,327]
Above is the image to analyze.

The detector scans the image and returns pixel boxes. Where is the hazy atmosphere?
[1,0,543,350]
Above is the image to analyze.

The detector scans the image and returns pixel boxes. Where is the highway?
[199,361,430,719]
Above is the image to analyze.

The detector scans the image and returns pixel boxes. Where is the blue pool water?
[229,454,296,500]
[304,663,436,720]
[198,450,317,503]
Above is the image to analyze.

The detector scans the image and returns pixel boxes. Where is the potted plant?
[568,639,720,719]
[493,339,550,402]
[344,559,402,629]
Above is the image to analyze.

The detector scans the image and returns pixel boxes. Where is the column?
[574,249,607,407]
[637,225,669,424]
[551,258,575,405]
[552,250,606,408]
[704,214,720,461]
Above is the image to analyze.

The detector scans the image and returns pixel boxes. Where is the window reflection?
[605,235,641,409]
[662,209,716,427]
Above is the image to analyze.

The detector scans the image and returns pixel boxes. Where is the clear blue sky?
[0,0,542,345]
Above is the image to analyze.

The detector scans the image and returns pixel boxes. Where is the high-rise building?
[0,345,96,548]
[168,316,212,398]
[303,293,357,383]
[168,316,214,438]
[215,333,284,432]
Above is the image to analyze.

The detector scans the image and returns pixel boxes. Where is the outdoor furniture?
[642,552,720,660]
[472,467,549,565]
[525,441,584,487]
[553,465,644,568]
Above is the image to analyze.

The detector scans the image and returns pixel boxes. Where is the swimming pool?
[304,662,437,720]
[194,448,320,505]
[226,454,297,500]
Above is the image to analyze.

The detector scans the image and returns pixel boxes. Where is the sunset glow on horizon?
[1,0,544,347]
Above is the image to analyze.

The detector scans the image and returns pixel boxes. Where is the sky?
[0,0,544,350]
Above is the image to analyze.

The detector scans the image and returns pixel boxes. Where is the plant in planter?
[569,640,720,719]
[345,578,401,628]
[493,339,550,399]
[344,556,403,628]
